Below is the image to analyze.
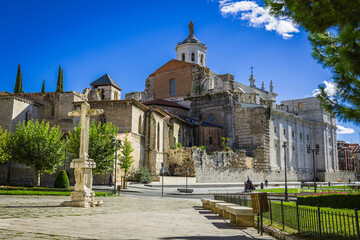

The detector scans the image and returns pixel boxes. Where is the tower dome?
[175,21,207,67]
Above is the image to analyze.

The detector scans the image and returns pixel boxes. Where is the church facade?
[126,22,347,181]
[0,22,354,184]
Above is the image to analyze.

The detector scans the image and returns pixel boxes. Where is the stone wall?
[167,148,356,183]
[233,105,269,156]
[0,97,14,130]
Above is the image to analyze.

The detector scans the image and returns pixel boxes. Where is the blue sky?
[0,0,358,142]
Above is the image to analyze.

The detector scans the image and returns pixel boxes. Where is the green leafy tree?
[0,127,11,163]
[9,120,65,186]
[55,65,64,93]
[41,80,45,93]
[265,0,360,123]
[119,133,134,179]
[67,120,119,174]
[14,64,24,93]
[220,137,230,151]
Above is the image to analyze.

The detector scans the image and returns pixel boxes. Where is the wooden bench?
[225,206,255,227]
[177,188,193,193]
[215,203,238,218]
[208,199,225,213]
[201,198,212,210]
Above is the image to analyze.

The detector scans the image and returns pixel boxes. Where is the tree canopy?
[119,133,134,177]
[0,127,11,164]
[9,120,65,186]
[265,0,360,124]
[67,120,119,174]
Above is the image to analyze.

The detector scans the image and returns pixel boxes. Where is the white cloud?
[312,80,337,97]
[218,0,299,39]
[337,125,355,134]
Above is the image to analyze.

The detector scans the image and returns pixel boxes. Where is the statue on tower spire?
[188,21,194,36]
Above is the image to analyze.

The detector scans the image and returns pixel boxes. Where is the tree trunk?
[33,169,40,187]
[7,159,11,183]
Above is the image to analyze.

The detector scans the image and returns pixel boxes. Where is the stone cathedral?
[0,22,355,184]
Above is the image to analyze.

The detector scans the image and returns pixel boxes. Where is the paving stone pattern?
[0,195,274,240]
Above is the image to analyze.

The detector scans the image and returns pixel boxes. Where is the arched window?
[138,116,142,134]
[157,122,160,151]
[100,89,105,100]
[51,104,55,116]
[169,79,176,96]
[25,111,29,124]
[181,53,185,61]
[100,114,106,124]
[191,53,195,62]
[200,54,204,65]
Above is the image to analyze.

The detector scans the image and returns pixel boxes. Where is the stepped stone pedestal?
[61,159,102,207]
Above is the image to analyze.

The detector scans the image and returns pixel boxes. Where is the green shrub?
[176,142,182,148]
[298,192,360,209]
[129,166,152,184]
[53,170,70,189]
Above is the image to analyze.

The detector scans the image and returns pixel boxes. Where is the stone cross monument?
[61,101,104,207]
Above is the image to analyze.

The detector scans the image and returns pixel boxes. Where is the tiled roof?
[0,91,14,96]
[143,99,190,110]
[150,59,197,76]
[90,74,122,90]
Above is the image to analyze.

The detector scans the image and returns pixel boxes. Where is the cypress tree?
[14,64,24,93]
[41,80,45,93]
[55,66,63,93]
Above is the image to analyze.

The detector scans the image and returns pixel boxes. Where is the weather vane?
[250,65,255,75]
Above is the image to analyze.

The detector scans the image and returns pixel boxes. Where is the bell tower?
[175,21,207,67]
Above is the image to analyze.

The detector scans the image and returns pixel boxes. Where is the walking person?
[109,173,113,187]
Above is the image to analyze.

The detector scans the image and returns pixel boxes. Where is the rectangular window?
[300,133,302,139]
[292,131,295,138]
[209,136,213,145]
[298,102,303,109]
[283,129,286,136]
[274,127,277,133]
[169,79,176,96]
[307,134,309,141]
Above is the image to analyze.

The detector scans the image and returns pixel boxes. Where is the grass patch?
[262,201,359,239]
[0,189,116,197]
[256,186,357,194]
[256,188,301,193]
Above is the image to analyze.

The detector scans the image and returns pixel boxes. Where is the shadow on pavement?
[161,235,260,240]
[4,205,61,208]
[211,222,245,230]
[204,215,222,220]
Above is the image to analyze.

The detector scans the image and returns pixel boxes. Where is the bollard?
[261,182,264,189]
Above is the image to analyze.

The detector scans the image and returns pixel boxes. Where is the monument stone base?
[61,190,103,207]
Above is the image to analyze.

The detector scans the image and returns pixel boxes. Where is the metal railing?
[214,193,360,239]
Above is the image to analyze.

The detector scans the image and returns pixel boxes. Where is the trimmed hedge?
[298,193,360,209]
[129,166,152,184]
[54,170,70,189]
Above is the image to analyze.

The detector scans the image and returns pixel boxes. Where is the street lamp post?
[282,142,288,202]
[113,139,121,193]
[307,144,320,193]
